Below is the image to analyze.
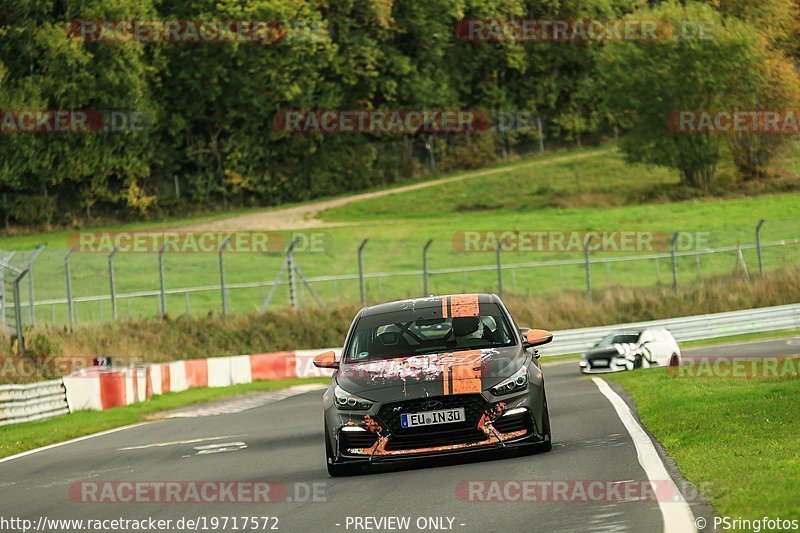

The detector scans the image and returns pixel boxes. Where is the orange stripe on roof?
[441,297,449,319]
[450,294,479,317]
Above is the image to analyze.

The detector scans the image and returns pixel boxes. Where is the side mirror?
[312,351,339,369]
[522,328,553,348]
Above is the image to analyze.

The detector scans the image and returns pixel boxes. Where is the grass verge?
[606,363,800,518]
[0,377,329,459]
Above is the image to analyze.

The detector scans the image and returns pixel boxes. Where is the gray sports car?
[313,293,553,476]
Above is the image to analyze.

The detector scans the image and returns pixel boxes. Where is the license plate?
[592,359,609,368]
[401,408,465,428]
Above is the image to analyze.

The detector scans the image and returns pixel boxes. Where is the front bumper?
[324,386,547,464]
[579,357,630,374]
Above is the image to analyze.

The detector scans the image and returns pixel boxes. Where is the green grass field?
[606,362,800,518]
[0,377,329,459]
[2,143,800,328]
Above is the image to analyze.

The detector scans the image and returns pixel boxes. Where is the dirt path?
[181,148,609,231]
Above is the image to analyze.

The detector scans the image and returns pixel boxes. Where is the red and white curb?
[63,349,340,412]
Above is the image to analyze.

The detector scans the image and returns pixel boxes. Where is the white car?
[579,328,681,374]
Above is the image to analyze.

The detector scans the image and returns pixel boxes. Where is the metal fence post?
[219,237,231,316]
[287,240,297,310]
[756,219,765,280]
[13,270,27,356]
[26,246,44,326]
[422,239,433,296]
[671,232,680,294]
[158,242,170,316]
[584,236,593,305]
[358,239,368,307]
[108,245,120,320]
[64,247,77,331]
[27,263,33,326]
[496,239,505,299]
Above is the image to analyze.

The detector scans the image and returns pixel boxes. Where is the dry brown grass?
[504,268,800,329]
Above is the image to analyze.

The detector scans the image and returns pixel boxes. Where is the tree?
[728,51,800,179]
[600,2,763,189]
[0,0,158,224]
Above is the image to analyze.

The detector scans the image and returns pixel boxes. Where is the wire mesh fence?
[1,219,799,336]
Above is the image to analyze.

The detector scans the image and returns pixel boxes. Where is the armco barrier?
[0,380,69,426]
[6,302,800,420]
[538,302,800,356]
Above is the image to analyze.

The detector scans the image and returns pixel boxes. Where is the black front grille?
[376,394,488,437]
[384,428,487,451]
[340,430,377,451]
[375,394,489,451]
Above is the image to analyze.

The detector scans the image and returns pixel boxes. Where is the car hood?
[336,346,527,401]
[585,344,639,360]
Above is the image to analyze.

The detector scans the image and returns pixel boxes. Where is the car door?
[649,329,671,365]
[638,330,655,363]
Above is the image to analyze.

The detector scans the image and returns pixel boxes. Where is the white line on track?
[0,422,151,465]
[119,434,248,451]
[592,378,697,533]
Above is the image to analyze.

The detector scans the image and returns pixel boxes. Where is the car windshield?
[596,333,641,347]
[345,305,516,363]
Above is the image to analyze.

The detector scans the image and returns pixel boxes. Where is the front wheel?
[521,391,552,455]
[325,423,360,477]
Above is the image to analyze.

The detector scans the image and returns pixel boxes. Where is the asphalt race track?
[2,335,797,533]
[682,334,800,360]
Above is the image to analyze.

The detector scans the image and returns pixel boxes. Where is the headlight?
[490,366,528,396]
[334,385,373,410]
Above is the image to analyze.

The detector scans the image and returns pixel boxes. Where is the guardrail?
[540,302,800,356]
[0,379,70,426]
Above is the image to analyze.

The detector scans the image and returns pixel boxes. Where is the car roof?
[359,293,500,317]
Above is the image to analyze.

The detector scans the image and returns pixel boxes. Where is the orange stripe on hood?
[441,349,483,395]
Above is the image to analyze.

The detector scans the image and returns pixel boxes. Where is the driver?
[451,316,485,341]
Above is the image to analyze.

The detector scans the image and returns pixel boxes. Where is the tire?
[521,390,552,455]
[669,353,680,367]
[325,423,360,477]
